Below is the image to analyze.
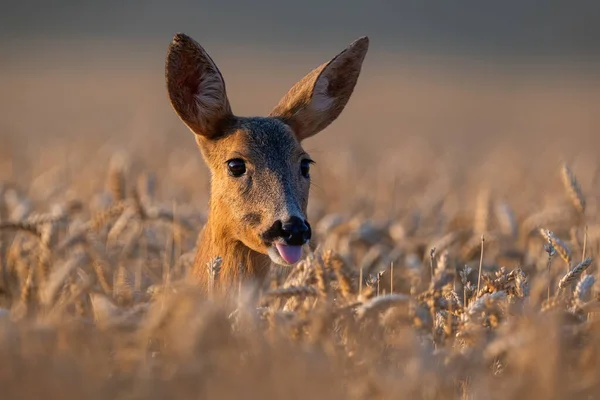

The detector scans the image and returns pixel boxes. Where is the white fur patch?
[193,58,227,129]
[312,76,335,112]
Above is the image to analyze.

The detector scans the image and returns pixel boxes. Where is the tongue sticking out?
[275,243,303,264]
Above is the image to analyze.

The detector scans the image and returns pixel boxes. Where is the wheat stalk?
[558,257,593,290]
[540,228,572,267]
[560,163,586,215]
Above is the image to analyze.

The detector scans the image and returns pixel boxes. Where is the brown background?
[2,1,600,220]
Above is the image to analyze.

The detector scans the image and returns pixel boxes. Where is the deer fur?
[165,33,369,293]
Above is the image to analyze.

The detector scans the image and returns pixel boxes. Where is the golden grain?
[0,117,599,400]
[558,257,593,290]
[560,163,586,215]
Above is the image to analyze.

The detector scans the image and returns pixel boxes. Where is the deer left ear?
[269,36,369,142]
[165,33,233,140]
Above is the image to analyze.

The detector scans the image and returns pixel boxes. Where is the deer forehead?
[202,117,306,168]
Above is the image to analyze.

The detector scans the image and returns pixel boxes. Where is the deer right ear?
[165,33,233,139]
[269,36,369,142]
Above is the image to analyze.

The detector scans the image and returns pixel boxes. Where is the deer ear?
[165,33,233,139]
[269,36,369,141]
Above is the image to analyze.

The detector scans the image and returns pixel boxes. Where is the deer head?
[165,33,368,279]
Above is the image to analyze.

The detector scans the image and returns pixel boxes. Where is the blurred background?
[1,1,600,220]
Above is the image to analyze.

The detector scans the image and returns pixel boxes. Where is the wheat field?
[1,38,600,399]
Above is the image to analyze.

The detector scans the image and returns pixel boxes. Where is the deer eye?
[227,159,246,177]
[300,159,313,178]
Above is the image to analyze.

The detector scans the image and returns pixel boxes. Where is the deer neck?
[191,211,272,291]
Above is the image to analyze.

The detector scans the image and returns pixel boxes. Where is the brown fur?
[165,33,369,293]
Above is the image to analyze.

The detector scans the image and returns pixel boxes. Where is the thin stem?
[359,267,363,297]
[390,262,394,294]
[582,225,588,261]
[544,244,555,302]
[429,247,436,282]
[476,235,485,295]
[547,257,551,302]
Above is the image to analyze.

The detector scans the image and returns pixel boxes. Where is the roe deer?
[165,33,369,292]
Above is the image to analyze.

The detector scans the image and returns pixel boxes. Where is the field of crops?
[1,41,600,399]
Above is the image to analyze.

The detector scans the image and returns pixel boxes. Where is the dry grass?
[1,157,600,400]
[2,43,600,399]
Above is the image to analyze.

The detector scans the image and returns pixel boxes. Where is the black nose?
[262,216,311,246]
[281,217,311,245]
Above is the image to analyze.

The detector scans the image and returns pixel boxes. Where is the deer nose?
[280,216,311,246]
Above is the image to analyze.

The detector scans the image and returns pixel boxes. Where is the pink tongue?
[275,244,303,264]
